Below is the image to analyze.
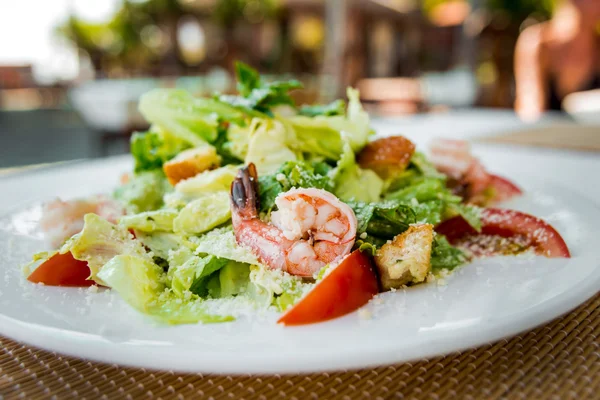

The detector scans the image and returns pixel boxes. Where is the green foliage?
[298,100,346,117]
[217,61,303,116]
[130,129,191,173]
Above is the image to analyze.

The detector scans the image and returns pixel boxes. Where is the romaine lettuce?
[218,61,303,117]
[62,214,151,284]
[249,265,312,312]
[430,235,468,271]
[245,118,299,175]
[98,254,232,324]
[219,261,251,297]
[130,127,191,173]
[173,191,231,235]
[139,89,249,146]
[119,209,178,232]
[298,99,345,117]
[288,88,371,160]
[165,165,238,208]
[331,140,383,203]
[191,226,260,265]
[114,170,171,214]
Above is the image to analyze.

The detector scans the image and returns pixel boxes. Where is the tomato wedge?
[27,252,94,287]
[488,174,522,204]
[436,208,570,258]
[278,250,379,326]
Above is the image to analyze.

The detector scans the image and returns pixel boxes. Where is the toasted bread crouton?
[357,136,416,179]
[163,147,221,185]
[374,224,434,290]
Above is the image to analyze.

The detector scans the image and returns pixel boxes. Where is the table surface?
[1,111,599,399]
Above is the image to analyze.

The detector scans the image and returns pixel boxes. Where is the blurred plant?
[486,0,555,21]
[213,0,279,26]
[58,0,280,75]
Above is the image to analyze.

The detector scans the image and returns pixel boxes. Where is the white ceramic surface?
[0,142,599,374]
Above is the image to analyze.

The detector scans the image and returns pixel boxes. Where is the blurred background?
[1,0,598,168]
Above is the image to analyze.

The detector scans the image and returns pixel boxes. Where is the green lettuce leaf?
[349,200,415,240]
[173,191,231,235]
[164,165,238,208]
[192,226,260,265]
[288,88,370,160]
[444,203,482,232]
[219,261,251,298]
[62,214,151,285]
[130,127,191,173]
[430,235,469,271]
[97,254,232,324]
[249,265,313,312]
[139,89,250,146]
[119,209,178,232]
[331,139,383,203]
[218,61,303,116]
[298,99,345,117]
[245,118,299,175]
[114,170,172,214]
[135,231,194,260]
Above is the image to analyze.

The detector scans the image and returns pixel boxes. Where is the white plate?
[0,146,599,374]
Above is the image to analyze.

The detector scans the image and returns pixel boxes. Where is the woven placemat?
[478,124,600,152]
[1,293,598,399]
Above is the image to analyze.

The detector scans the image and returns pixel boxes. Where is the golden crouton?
[163,147,221,185]
[374,224,434,290]
[357,136,416,179]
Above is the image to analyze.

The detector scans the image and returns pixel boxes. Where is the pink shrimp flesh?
[230,163,357,277]
[39,195,124,248]
[429,138,492,201]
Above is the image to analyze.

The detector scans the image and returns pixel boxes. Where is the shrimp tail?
[230,163,260,220]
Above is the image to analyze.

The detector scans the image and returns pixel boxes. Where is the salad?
[24,62,570,326]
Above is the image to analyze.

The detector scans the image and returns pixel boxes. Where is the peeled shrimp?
[39,195,124,248]
[429,138,492,199]
[230,163,357,277]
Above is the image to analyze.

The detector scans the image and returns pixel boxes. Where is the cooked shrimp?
[230,163,357,277]
[40,195,124,248]
[429,138,492,200]
[429,138,474,180]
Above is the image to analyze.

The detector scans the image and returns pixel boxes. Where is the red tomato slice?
[489,174,522,204]
[27,252,94,287]
[278,250,379,326]
[436,208,570,258]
